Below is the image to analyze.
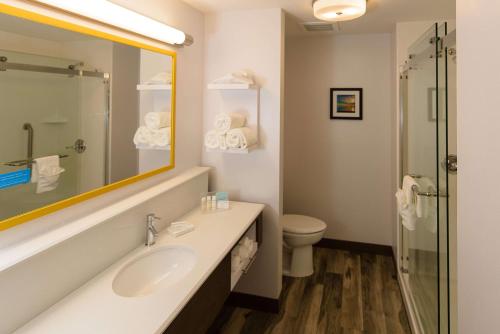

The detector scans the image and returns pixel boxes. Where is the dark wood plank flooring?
[210,248,411,334]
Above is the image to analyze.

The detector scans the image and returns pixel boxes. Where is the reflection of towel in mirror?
[133,126,171,147]
[204,130,219,149]
[145,71,172,85]
[226,127,257,149]
[31,155,65,194]
[214,113,246,133]
[144,111,171,130]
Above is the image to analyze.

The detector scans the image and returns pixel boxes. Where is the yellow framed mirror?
[0,3,176,231]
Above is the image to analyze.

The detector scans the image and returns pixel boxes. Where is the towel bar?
[1,154,69,167]
[411,185,447,199]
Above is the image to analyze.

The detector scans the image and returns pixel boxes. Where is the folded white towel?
[226,127,257,149]
[212,71,254,85]
[144,111,171,130]
[145,71,172,85]
[204,130,219,149]
[133,126,171,147]
[31,155,65,194]
[167,221,194,237]
[214,113,246,133]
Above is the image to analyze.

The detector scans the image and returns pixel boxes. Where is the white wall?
[284,34,394,246]
[201,9,285,299]
[457,0,500,332]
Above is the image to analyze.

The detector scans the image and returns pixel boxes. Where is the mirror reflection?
[0,13,175,222]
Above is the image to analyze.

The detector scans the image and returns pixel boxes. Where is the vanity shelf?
[136,84,172,91]
[205,145,257,154]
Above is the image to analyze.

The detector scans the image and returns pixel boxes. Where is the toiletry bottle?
[211,196,217,211]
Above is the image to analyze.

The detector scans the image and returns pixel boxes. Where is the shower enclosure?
[0,50,109,221]
[399,23,457,334]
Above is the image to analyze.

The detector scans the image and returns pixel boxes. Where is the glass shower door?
[399,22,455,334]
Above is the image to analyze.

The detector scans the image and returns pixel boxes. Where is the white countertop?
[14,201,264,334]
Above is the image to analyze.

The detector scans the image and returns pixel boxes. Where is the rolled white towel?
[214,113,246,133]
[212,71,254,85]
[226,127,257,149]
[217,132,228,150]
[133,126,171,147]
[144,111,171,129]
[204,130,219,149]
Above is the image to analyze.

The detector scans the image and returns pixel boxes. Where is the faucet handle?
[147,213,161,221]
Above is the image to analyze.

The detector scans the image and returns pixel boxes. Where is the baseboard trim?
[316,238,393,256]
[225,292,280,314]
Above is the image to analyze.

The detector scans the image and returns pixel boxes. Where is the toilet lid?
[282,215,327,234]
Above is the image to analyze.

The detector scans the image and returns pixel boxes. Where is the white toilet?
[282,214,327,277]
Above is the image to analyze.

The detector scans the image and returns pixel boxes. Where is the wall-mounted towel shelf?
[136,84,172,91]
[205,145,257,154]
[1,154,69,167]
[207,83,258,90]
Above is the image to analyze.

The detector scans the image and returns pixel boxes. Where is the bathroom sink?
[112,246,197,297]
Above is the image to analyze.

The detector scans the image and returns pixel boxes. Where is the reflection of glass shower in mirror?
[0,12,174,224]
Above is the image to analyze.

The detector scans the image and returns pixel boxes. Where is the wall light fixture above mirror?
[0,3,178,231]
[33,0,193,46]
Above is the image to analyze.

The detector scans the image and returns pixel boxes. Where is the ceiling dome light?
[313,0,366,22]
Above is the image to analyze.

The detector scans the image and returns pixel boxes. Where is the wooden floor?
[210,247,412,334]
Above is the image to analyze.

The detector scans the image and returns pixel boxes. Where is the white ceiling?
[182,0,455,35]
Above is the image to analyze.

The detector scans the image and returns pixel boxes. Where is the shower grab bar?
[23,123,33,169]
[1,155,69,167]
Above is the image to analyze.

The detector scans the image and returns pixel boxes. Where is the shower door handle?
[442,154,457,174]
[66,139,87,154]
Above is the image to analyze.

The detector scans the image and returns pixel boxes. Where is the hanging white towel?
[402,175,419,205]
[226,127,257,149]
[214,113,246,133]
[416,177,438,234]
[396,175,420,231]
[31,155,65,194]
[211,71,254,85]
[144,111,171,130]
[204,130,219,149]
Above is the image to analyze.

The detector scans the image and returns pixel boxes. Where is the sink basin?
[112,246,197,297]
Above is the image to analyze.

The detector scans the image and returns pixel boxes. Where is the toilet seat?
[282,215,326,234]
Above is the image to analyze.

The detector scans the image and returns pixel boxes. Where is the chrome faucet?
[146,213,160,246]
